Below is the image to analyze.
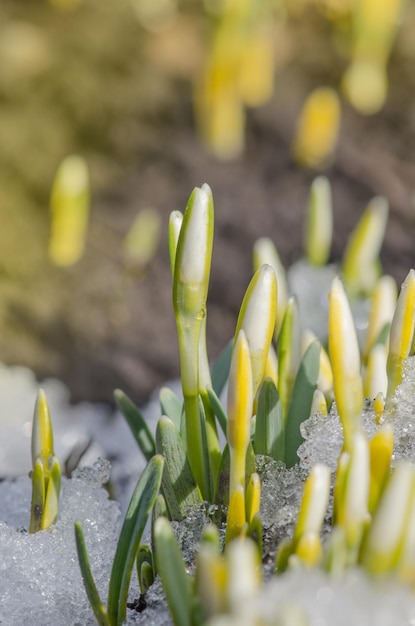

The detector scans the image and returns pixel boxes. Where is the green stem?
[183,393,210,501]
[177,316,211,500]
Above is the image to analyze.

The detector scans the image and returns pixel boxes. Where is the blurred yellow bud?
[342,60,387,115]
[305,176,333,267]
[293,87,341,169]
[123,207,161,271]
[49,155,89,267]
[342,196,389,298]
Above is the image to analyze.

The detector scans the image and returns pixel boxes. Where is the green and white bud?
[253,237,288,339]
[328,276,363,450]
[305,176,333,267]
[235,264,277,399]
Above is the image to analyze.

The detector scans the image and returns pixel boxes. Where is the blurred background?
[1,0,414,406]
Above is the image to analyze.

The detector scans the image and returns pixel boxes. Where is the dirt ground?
[0,1,414,406]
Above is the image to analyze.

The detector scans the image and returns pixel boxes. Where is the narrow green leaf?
[154,517,192,626]
[107,455,164,626]
[155,416,202,521]
[74,521,110,626]
[198,395,214,501]
[114,389,155,461]
[151,494,168,575]
[214,443,256,506]
[254,378,285,462]
[29,459,45,534]
[159,387,183,431]
[200,392,222,499]
[275,537,294,574]
[375,322,391,348]
[210,339,233,396]
[285,342,320,468]
[206,386,227,436]
[247,513,263,556]
[278,296,302,420]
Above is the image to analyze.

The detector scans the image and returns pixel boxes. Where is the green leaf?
[210,339,233,397]
[159,387,183,431]
[107,455,164,626]
[254,378,285,462]
[155,416,202,521]
[215,443,256,506]
[278,296,302,419]
[151,494,168,575]
[114,389,155,461]
[74,521,110,626]
[154,517,192,626]
[206,386,227,436]
[275,537,294,574]
[199,390,221,499]
[247,513,263,556]
[375,322,391,348]
[285,342,320,468]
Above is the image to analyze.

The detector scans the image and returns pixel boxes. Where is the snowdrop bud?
[387,269,415,399]
[235,264,277,398]
[342,196,388,297]
[292,87,341,169]
[342,60,387,115]
[373,391,385,424]
[337,431,370,555]
[246,472,261,525]
[368,424,394,514]
[253,237,288,338]
[168,210,183,276]
[363,275,397,359]
[303,329,333,395]
[31,388,54,467]
[295,463,331,539]
[226,331,254,542]
[364,343,388,399]
[294,532,323,568]
[305,176,333,267]
[310,389,328,417]
[227,330,253,459]
[226,484,246,544]
[196,543,227,618]
[362,462,415,575]
[226,539,261,615]
[329,276,363,450]
[49,155,90,267]
[173,183,214,318]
